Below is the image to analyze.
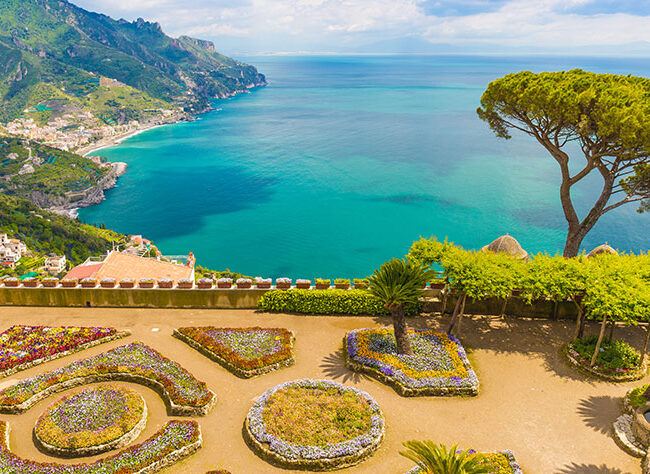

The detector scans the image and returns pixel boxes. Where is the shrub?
[335,279,351,285]
[571,336,640,370]
[257,289,420,316]
[353,279,369,289]
[316,279,331,285]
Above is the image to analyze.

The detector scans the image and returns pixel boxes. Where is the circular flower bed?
[244,379,384,470]
[34,386,146,457]
[565,336,647,382]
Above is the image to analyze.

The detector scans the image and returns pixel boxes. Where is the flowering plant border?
[244,379,384,470]
[34,386,147,457]
[345,328,479,397]
[0,342,216,416]
[406,449,523,474]
[173,327,295,378]
[0,325,129,379]
[563,344,647,382]
[0,419,201,473]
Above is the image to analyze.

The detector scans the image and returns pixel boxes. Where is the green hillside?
[0,0,266,122]
[0,193,127,266]
[0,137,108,203]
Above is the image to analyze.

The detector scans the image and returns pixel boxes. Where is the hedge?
[257,289,420,316]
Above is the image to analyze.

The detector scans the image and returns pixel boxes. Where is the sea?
[79,55,650,279]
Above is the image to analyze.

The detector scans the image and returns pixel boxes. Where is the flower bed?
[34,386,147,457]
[345,328,479,396]
[564,337,647,382]
[0,342,216,416]
[0,419,201,473]
[173,327,295,378]
[0,325,129,379]
[406,450,523,474]
[244,379,384,470]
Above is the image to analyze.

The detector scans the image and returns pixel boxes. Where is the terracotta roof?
[64,263,104,280]
[94,252,193,281]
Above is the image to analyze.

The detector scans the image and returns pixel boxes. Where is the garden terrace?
[345,328,479,396]
[244,379,384,470]
[406,450,523,473]
[173,327,295,378]
[0,306,642,472]
[0,420,201,473]
[0,342,216,416]
[0,325,129,378]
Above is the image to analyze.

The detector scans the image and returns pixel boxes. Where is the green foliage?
[400,441,490,474]
[353,278,369,289]
[369,258,434,311]
[627,384,650,408]
[519,254,591,303]
[0,193,127,267]
[571,336,640,370]
[257,289,420,316]
[334,278,350,285]
[194,266,251,281]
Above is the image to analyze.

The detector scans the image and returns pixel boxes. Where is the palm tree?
[369,258,433,355]
[400,440,491,474]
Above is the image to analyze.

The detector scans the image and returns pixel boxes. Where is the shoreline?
[79,121,178,157]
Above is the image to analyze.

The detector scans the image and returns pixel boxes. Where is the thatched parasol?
[587,243,617,258]
[481,234,529,259]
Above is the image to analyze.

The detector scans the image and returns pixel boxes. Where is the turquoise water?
[79,55,650,278]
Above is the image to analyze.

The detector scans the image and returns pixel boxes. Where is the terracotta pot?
[296,282,311,289]
[42,280,59,288]
[3,280,19,288]
[119,281,135,288]
[61,280,77,288]
[198,282,213,289]
[139,282,154,289]
[256,282,271,289]
[177,281,193,289]
[81,281,97,288]
[276,282,291,290]
[100,281,116,288]
[217,282,232,289]
[23,280,39,288]
[315,283,330,290]
[236,282,252,289]
[158,280,173,289]
[430,282,445,290]
[335,283,350,290]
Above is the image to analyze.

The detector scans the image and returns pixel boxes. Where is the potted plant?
[139,278,155,289]
[198,278,213,289]
[119,278,135,289]
[429,278,446,290]
[177,278,193,289]
[236,278,252,289]
[334,278,350,290]
[217,277,233,289]
[353,278,370,290]
[158,278,173,289]
[276,278,292,289]
[100,278,116,288]
[255,277,272,289]
[42,278,59,288]
[22,277,39,288]
[315,278,331,290]
[61,278,78,288]
[80,278,97,288]
[3,277,19,288]
[296,279,311,289]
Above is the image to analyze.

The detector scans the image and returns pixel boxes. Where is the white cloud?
[71,0,650,53]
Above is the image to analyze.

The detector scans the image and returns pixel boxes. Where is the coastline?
[79,121,178,157]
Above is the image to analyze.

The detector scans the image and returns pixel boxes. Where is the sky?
[72,0,650,55]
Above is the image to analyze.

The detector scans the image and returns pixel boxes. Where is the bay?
[79,55,650,278]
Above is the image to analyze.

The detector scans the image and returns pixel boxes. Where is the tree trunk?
[607,321,615,342]
[392,305,413,355]
[455,295,467,335]
[500,298,508,318]
[447,294,466,335]
[572,302,584,341]
[563,230,584,258]
[578,308,587,338]
[590,314,608,368]
[640,326,650,369]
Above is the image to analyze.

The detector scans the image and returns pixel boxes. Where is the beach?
[78,122,177,157]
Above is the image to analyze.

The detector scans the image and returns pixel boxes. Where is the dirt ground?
[0,306,643,474]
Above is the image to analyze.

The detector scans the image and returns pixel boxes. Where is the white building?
[45,255,67,275]
[0,235,27,269]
